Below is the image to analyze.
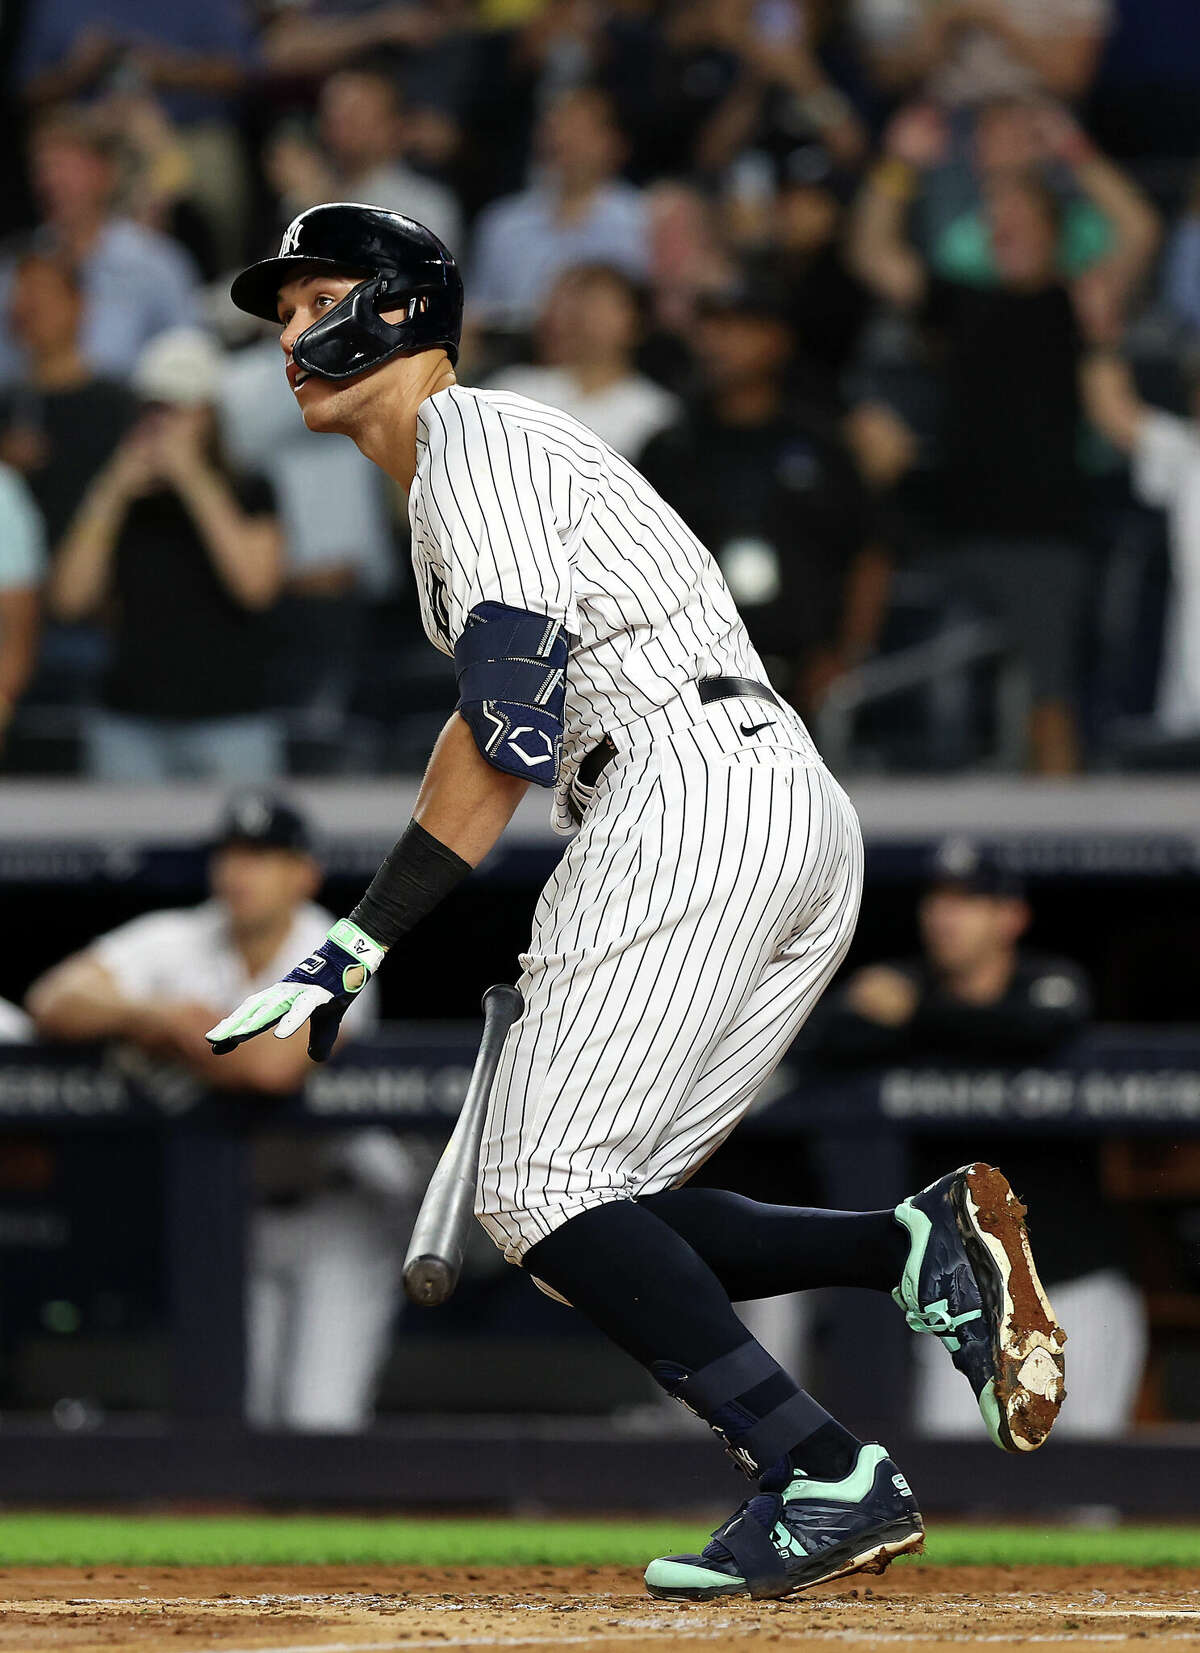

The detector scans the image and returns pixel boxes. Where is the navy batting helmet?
[230,202,464,379]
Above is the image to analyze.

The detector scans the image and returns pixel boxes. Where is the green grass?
[2,1515,1200,1569]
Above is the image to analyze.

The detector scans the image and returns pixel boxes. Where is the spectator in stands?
[49,328,286,782]
[666,0,866,177]
[219,326,397,745]
[103,91,223,281]
[0,251,136,556]
[265,66,463,255]
[0,109,200,387]
[730,145,872,411]
[487,263,679,459]
[470,86,648,330]
[622,0,863,184]
[895,98,1128,281]
[14,0,255,264]
[26,791,417,1432]
[639,283,889,713]
[851,0,1112,106]
[1162,167,1200,340]
[1081,344,1200,747]
[849,107,1159,771]
[257,1,447,82]
[637,182,740,393]
[0,463,46,757]
[0,250,137,721]
[814,837,1143,1439]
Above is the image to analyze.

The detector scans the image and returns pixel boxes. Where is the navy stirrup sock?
[523,1200,862,1484]
[641,1187,909,1299]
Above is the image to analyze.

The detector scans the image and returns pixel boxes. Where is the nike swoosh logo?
[740,719,774,737]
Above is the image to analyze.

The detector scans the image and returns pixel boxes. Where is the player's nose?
[278,311,307,354]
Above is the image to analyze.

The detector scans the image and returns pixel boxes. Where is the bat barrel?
[402,983,524,1306]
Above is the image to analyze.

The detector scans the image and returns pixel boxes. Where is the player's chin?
[295,378,350,431]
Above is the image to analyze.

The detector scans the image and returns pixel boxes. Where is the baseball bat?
[403,982,524,1306]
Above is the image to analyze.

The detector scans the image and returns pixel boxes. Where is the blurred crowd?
[1,0,1199,776]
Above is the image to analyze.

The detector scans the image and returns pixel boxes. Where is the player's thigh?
[637,820,862,1192]
[478,749,852,1224]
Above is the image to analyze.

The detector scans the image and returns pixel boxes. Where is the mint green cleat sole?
[644,1521,925,1602]
[644,1444,925,1603]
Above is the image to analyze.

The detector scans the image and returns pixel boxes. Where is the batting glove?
[206,919,386,1063]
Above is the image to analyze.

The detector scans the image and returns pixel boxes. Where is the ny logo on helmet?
[280,218,303,256]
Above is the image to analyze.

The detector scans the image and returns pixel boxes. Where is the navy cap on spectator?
[927,837,1025,899]
[214,792,313,855]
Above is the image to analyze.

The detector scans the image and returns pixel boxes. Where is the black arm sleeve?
[350,820,472,950]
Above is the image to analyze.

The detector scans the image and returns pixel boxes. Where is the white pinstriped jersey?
[405,382,861,1263]
[408,384,816,831]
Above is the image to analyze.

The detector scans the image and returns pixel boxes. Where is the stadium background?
[1,0,1200,1644]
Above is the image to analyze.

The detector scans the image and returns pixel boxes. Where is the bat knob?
[482,983,524,1019]
[403,1255,456,1307]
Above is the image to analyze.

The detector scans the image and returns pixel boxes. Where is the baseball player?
[28,791,416,1431]
[208,204,1066,1600]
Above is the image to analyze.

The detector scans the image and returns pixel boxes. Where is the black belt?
[573,676,778,802]
[697,674,779,710]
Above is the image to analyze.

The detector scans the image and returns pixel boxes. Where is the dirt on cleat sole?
[954,1162,1067,1452]
[644,1520,926,1604]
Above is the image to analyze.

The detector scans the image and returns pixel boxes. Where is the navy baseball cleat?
[893,1162,1066,1453]
[644,1443,924,1601]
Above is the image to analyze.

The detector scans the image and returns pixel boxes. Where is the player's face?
[210,845,320,930]
[277,272,379,433]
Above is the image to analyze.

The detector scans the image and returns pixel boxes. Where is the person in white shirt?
[487,263,678,461]
[1081,347,1200,740]
[26,791,416,1432]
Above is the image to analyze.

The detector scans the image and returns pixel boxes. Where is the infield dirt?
[3,1564,1198,1653]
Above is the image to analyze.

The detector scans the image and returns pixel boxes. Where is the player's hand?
[846,966,919,1028]
[206,920,385,1063]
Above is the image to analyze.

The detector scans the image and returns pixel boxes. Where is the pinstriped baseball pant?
[475,692,864,1264]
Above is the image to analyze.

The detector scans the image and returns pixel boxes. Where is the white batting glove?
[206,919,385,1062]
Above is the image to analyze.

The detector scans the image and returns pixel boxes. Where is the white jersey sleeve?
[411,387,580,655]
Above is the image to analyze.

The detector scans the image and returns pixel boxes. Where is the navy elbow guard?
[454,603,567,786]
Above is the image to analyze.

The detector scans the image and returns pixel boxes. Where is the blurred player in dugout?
[26,792,420,1431]
[816,838,1147,1437]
